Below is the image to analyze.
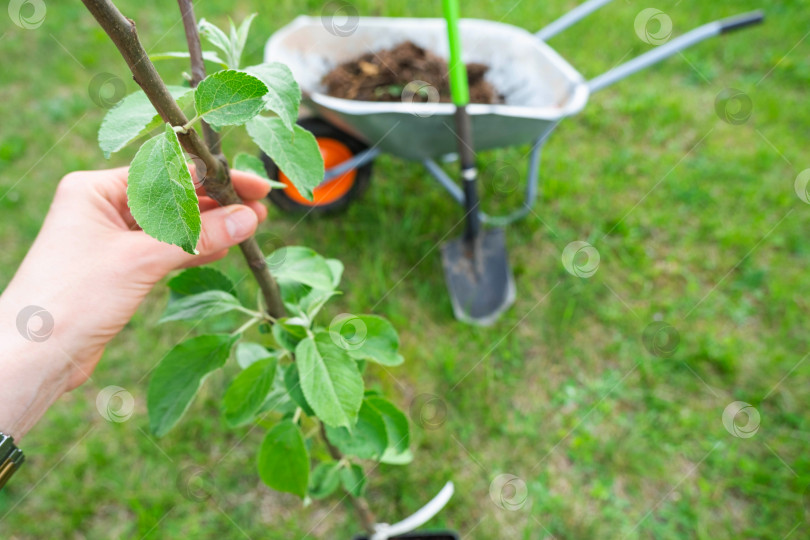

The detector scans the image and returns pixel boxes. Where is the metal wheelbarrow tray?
[266,16,587,161]
[262,1,764,324]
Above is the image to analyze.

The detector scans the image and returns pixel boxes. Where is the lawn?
[1,0,809,538]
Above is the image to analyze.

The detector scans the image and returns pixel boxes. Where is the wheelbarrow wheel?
[262,118,373,214]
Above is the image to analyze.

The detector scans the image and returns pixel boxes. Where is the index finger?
[229,168,273,200]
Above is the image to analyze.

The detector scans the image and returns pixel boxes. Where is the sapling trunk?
[172,2,379,530]
[81,0,284,318]
[83,0,381,533]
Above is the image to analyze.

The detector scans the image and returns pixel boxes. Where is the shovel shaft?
[441,0,516,325]
[444,0,479,244]
[454,105,480,242]
[442,0,469,106]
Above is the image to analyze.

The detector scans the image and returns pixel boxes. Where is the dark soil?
[322,41,503,105]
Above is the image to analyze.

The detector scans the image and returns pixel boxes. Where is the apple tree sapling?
[82,0,411,533]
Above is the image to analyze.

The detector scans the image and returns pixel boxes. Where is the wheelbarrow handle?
[718,10,766,34]
[536,0,615,41]
[588,10,765,94]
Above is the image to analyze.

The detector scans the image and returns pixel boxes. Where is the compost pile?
[322,41,504,104]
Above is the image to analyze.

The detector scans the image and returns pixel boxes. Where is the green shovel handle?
[442,0,469,106]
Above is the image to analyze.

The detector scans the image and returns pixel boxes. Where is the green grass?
[1,0,809,538]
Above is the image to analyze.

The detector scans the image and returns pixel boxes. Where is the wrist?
[0,311,72,440]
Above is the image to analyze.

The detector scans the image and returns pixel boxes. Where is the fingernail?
[225,206,257,240]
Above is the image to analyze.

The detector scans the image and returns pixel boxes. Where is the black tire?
[262,118,373,214]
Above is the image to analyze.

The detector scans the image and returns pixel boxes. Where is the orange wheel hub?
[279,137,357,206]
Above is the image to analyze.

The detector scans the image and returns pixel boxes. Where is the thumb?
[165,204,259,268]
[198,204,259,255]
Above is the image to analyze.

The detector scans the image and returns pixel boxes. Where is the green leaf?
[159,290,244,323]
[149,51,228,69]
[381,448,414,465]
[244,62,301,131]
[282,362,316,417]
[278,257,342,318]
[257,420,309,497]
[98,86,191,158]
[128,124,201,254]
[232,152,266,178]
[174,88,197,112]
[326,259,344,288]
[324,401,388,460]
[332,315,403,367]
[309,461,341,499]
[295,333,363,429]
[222,357,277,427]
[168,267,236,298]
[279,280,340,320]
[366,396,410,454]
[339,464,367,498]
[235,342,275,369]
[267,246,335,291]
[195,70,268,128]
[148,334,237,437]
[246,116,324,201]
[259,363,296,415]
[272,317,308,352]
[233,153,286,188]
[278,280,310,314]
[198,18,234,66]
[306,290,341,317]
[231,14,257,70]
[301,290,341,320]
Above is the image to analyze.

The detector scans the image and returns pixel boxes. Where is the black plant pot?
[353,532,460,540]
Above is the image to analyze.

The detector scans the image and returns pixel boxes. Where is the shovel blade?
[440,228,516,326]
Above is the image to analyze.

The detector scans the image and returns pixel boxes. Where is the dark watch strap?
[0,433,24,490]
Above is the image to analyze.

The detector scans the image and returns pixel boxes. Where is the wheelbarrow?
[260,0,764,324]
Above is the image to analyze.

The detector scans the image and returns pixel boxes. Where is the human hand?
[0,166,271,437]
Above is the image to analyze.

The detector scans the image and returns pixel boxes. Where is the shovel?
[440,0,515,325]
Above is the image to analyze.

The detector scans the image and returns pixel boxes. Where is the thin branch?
[321,424,377,534]
[176,0,222,156]
[81,0,284,318]
[177,0,205,85]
